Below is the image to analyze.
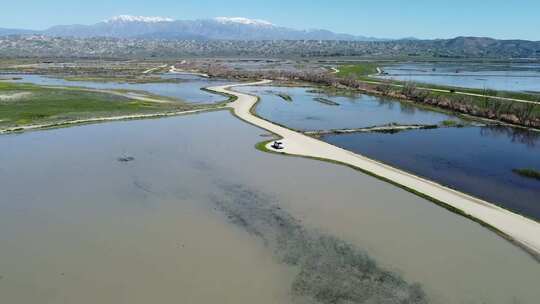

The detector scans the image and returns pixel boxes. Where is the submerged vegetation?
[313,97,340,106]
[276,92,293,102]
[213,182,428,304]
[513,168,540,181]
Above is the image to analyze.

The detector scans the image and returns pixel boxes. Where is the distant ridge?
[1,36,539,58]
[0,15,389,41]
[0,27,37,36]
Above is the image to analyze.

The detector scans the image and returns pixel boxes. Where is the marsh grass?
[337,63,379,78]
[0,81,195,128]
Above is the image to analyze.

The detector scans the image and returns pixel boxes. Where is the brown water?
[0,114,294,304]
[0,111,538,303]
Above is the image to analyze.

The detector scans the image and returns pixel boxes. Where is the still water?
[242,84,540,221]
[1,73,233,104]
[324,126,540,220]
[379,62,540,92]
[237,85,462,131]
[0,112,538,303]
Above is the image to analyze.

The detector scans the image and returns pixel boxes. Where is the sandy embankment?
[209,80,540,260]
[142,64,168,74]
[169,65,210,78]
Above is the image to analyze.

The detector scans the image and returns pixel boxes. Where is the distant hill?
[0,28,36,36]
[1,36,539,59]
[29,15,385,41]
[408,37,540,58]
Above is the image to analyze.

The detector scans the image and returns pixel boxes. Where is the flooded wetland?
[237,86,462,131]
[1,2,540,303]
[0,110,539,303]
[3,73,235,104]
[378,62,540,93]
[241,84,540,221]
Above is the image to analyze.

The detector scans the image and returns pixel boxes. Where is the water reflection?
[480,125,540,148]
[237,86,461,131]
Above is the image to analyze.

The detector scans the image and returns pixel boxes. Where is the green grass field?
[0,81,194,128]
[336,63,379,78]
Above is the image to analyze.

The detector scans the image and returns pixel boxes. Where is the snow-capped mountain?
[104,15,174,23]
[214,17,273,27]
[5,15,383,41]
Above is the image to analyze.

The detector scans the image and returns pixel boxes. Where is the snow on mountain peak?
[105,15,174,23]
[214,17,273,26]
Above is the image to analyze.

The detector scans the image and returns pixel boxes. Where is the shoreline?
[0,73,237,134]
[210,80,540,261]
[220,78,540,132]
[46,85,179,104]
[0,107,224,135]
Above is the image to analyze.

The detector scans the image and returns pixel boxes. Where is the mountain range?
[0,15,386,41]
[1,15,538,59]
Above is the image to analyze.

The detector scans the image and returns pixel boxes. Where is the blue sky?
[2,0,539,40]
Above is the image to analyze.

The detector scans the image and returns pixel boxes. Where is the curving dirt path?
[209,80,540,261]
[142,64,168,74]
[169,65,210,78]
